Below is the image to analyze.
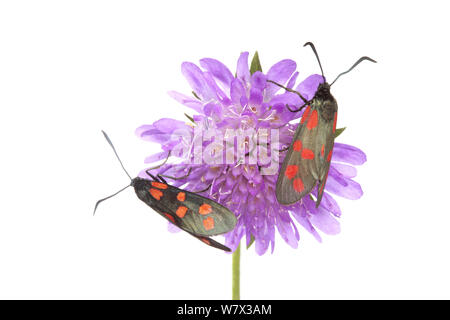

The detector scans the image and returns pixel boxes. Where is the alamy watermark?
[169,127,280,175]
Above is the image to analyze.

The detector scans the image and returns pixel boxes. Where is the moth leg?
[145,151,172,180]
[267,80,309,104]
[279,146,290,152]
[159,167,192,181]
[145,150,171,175]
[156,175,168,184]
[191,183,212,194]
[146,172,160,182]
[286,103,306,113]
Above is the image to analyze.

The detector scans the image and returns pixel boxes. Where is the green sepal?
[184,113,195,124]
[192,91,201,100]
[334,127,346,139]
[247,235,255,249]
[250,51,262,75]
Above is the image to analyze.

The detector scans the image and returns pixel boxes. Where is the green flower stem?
[232,243,241,300]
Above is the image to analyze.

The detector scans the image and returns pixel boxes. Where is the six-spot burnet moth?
[94,131,237,251]
[269,42,376,207]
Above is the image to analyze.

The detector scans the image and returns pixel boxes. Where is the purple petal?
[310,208,340,235]
[230,78,246,111]
[203,72,231,106]
[291,208,322,242]
[238,182,247,193]
[331,162,357,178]
[136,130,170,144]
[136,119,190,145]
[326,166,363,200]
[275,213,299,248]
[181,62,216,100]
[265,59,297,99]
[303,196,319,215]
[167,91,203,113]
[240,96,248,108]
[249,88,263,107]
[153,118,186,132]
[320,192,342,217]
[287,71,299,89]
[225,223,245,252]
[203,102,222,119]
[250,71,267,91]
[144,151,169,164]
[269,93,304,122]
[236,52,250,85]
[200,58,234,91]
[332,143,367,165]
[255,235,270,255]
[295,74,324,101]
[135,124,155,138]
[138,169,149,179]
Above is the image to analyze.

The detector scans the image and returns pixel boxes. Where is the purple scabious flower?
[136,52,366,255]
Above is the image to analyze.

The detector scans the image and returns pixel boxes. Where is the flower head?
[136,52,366,255]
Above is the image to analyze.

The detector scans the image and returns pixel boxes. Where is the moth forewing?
[133,178,237,237]
[275,109,318,205]
[275,83,338,207]
[162,185,237,237]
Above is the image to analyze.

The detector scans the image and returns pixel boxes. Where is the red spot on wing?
[151,181,168,189]
[285,165,298,179]
[203,216,215,231]
[301,148,314,159]
[177,192,186,202]
[293,140,302,152]
[164,213,175,223]
[200,237,211,245]
[199,203,212,215]
[307,110,318,130]
[319,182,325,194]
[321,144,325,157]
[300,106,311,124]
[293,178,304,193]
[149,188,163,200]
[327,149,333,162]
[333,112,337,133]
[176,206,188,218]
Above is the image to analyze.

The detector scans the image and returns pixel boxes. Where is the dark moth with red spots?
[94,131,237,251]
[269,42,376,207]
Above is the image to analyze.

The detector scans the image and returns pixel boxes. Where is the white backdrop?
[1,0,449,299]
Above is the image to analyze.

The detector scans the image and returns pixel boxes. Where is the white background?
[0,0,449,299]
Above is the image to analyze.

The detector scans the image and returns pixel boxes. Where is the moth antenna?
[93,185,131,215]
[304,42,325,81]
[330,56,377,86]
[101,130,132,181]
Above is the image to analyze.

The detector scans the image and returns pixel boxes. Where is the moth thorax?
[315,82,333,100]
[131,177,146,188]
[315,82,337,121]
[131,178,152,201]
